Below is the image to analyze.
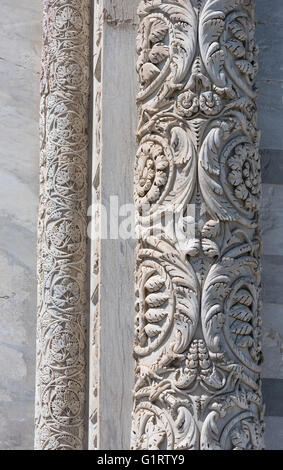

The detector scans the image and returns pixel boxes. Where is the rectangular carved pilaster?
[132,0,265,450]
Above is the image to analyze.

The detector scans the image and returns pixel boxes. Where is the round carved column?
[35,0,90,450]
[131,0,265,450]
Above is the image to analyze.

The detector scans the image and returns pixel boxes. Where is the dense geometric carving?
[132,0,264,450]
[35,0,90,450]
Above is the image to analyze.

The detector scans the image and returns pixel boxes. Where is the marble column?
[131,0,265,450]
[35,0,90,450]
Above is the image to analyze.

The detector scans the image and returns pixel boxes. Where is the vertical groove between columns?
[35,0,91,450]
[88,0,103,451]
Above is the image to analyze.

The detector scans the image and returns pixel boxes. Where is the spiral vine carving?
[35,0,90,450]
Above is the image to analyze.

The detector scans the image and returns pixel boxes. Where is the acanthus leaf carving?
[132,0,264,450]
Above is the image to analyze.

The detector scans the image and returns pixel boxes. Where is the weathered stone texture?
[257,0,283,451]
[0,0,282,451]
[132,0,264,450]
[35,0,91,450]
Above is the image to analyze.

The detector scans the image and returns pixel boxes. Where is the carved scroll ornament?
[35,0,90,450]
[132,0,264,450]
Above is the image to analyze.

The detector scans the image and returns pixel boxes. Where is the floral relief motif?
[46,211,84,259]
[132,0,264,450]
[227,142,261,212]
[48,105,86,147]
[55,55,87,91]
[35,0,90,450]
[48,324,81,367]
[176,89,222,118]
[53,5,84,38]
[132,404,174,450]
[46,380,83,426]
[135,137,170,211]
[47,154,86,201]
[176,91,199,118]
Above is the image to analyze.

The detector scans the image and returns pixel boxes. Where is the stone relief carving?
[35,0,90,450]
[132,0,264,450]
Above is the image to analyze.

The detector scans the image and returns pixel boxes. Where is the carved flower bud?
[199,91,222,116]
[175,91,199,117]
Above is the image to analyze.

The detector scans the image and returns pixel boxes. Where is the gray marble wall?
[0,0,282,451]
[257,0,283,451]
[0,1,41,450]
